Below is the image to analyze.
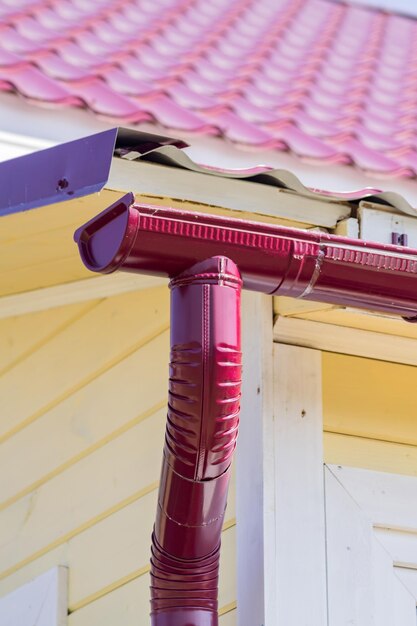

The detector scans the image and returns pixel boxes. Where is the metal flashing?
[1,127,417,222]
[0,129,116,217]
[0,127,188,217]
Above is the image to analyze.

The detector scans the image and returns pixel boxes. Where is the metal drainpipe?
[74,193,417,625]
[150,256,241,626]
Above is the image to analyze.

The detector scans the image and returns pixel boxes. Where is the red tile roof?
[1,0,417,178]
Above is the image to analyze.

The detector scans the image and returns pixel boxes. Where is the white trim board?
[0,566,68,626]
[327,465,417,532]
[238,337,328,626]
[0,274,166,319]
[108,158,349,228]
[326,465,417,621]
[325,467,416,626]
[273,315,417,366]
[359,205,417,248]
[273,343,327,625]
[236,293,274,626]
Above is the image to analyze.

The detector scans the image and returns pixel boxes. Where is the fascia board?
[1,126,417,229]
[0,126,350,228]
[0,123,415,228]
[106,158,350,228]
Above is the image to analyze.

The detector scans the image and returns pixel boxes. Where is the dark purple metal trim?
[0,129,117,217]
[0,128,186,218]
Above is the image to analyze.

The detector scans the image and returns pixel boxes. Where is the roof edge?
[0,128,117,217]
[1,126,416,219]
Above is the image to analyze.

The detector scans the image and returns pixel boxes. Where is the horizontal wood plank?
[0,191,122,246]
[0,407,236,580]
[0,330,169,508]
[2,225,89,274]
[274,315,417,366]
[327,465,417,532]
[219,609,237,625]
[0,410,166,577]
[0,490,235,605]
[109,158,347,227]
[0,255,95,296]
[0,467,235,602]
[293,307,417,340]
[324,432,417,477]
[1,181,309,298]
[0,274,166,319]
[273,296,335,317]
[323,352,417,447]
[0,301,96,373]
[68,501,236,612]
[0,287,169,442]
[1,192,125,297]
[375,528,417,569]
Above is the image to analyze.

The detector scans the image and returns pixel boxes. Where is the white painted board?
[273,344,328,625]
[0,566,67,626]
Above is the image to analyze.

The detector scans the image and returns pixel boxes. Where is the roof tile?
[1,0,417,177]
[0,60,82,104]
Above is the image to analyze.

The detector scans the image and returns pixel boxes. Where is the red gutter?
[74,194,417,626]
[75,193,417,320]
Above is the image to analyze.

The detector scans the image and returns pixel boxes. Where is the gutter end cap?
[74,191,136,274]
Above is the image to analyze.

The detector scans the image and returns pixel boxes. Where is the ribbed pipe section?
[150,256,242,626]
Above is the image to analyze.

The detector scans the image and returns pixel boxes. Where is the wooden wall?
[323,352,417,476]
[0,287,236,623]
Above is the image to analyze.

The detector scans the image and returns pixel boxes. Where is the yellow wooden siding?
[0,301,98,374]
[323,433,417,477]
[274,296,417,342]
[0,287,237,623]
[289,306,417,340]
[1,191,122,296]
[323,351,417,476]
[2,188,308,299]
[1,287,170,442]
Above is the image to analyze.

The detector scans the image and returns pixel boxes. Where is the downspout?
[74,194,417,626]
[150,256,241,626]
